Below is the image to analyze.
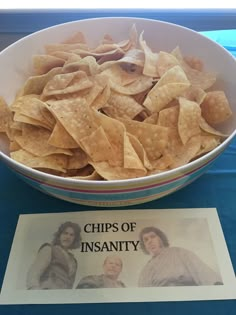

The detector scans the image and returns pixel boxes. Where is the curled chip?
[109,74,153,95]
[0,25,233,180]
[143,65,190,113]
[19,67,62,96]
[139,31,159,77]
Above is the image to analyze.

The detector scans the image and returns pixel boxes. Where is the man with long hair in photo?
[26,221,81,289]
[138,226,223,287]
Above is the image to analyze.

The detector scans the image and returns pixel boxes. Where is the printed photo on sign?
[0,208,235,304]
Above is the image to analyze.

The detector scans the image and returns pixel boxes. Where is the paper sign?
[0,208,235,304]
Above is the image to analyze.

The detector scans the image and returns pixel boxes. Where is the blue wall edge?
[0,9,236,33]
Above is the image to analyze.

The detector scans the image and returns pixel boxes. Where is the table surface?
[0,26,236,315]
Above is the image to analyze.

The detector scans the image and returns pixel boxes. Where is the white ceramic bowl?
[0,17,236,207]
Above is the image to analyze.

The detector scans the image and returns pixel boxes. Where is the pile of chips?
[0,25,233,180]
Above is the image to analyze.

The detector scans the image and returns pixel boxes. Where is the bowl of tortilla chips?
[0,17,235,207]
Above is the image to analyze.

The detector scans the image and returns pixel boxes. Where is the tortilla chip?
[50,51,82,61]
[42,70,93,97]
[119,118,169,160]
[167,129,201,168]
[40,105,57,129]
[103,91,144,119]
[15,124,72,157]
[67,148,88,169]
[126,23,138,51]
[97,50,144,75]
[134,111,149,122]
[95,24,137,54]
[48,121,79,149]
[143,112,159,124]
[84,74,109,108]
[151,153,174,171]
[184,55,204,71]
[119,48,145,68]
[181,86,206,105]
[157,51,179,76]
[158,105,179,128]
[66,168,102,180]
[5,122,22,142]
[93,43,126,54]
[11,149,68,173]
[109,74,153,95]
[33,54,65,75]
[19,67,62,96]
[171,135,201,168]
[199,116,228,137]
[101,63,142,86]
[62,56,99,75]
[196,133,221,157]
[0,97,13,133]
[9,140,21,152]
[123,132,144,169]
[127,133,153,170]
[139,31,159,77]
[11,96,55,130]
[10,94,39,111]
[91,83,111,110]
[72,46,125,61]
[93,111,125,166]
[47,98,98,144]
[13,111,52,130]
[200,91,233,125]
[90,161,147,180]
[178,97,201,145]
[143,65,190,113]
[171,47,216,90]
[80,126,116,163]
